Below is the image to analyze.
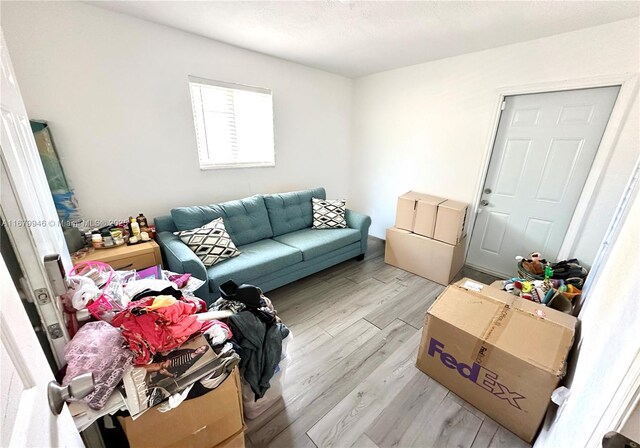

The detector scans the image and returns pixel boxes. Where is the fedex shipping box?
[416,279,576,442]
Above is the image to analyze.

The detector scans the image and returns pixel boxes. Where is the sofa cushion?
[312,198,347,229]
[175,217,240,267]
[263,188,326,237]
[171,195,273,246]
[207,239,302,291]
[154,215,178,233]
[273,227,360,260]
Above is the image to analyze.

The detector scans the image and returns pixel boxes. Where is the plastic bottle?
[129,217,141,238]
[137,213,148,230]
[91,233,103,248]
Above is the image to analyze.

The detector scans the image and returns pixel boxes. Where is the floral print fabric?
[63,321,133,410]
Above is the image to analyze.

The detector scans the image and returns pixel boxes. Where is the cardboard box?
[395,191,445,233]
[217,430,245,448]
[385,227,466,285]
[433,199,468,245]
[414,195,447,238]
[119,368,244,448]
[416,279,577,442]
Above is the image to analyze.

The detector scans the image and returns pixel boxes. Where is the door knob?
[484,188,492,194]
[47,372,94,415]
[480,199,490,206]
[602,431,639,448]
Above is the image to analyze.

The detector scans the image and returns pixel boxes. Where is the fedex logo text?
[427,338,526,409]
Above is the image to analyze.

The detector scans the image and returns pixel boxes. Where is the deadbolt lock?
[484,188,492,194]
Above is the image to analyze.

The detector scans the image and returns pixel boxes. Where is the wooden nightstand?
[73,240,163,271]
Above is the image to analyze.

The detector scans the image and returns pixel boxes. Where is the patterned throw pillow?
[312,198,347,229]
[175,217,240,267]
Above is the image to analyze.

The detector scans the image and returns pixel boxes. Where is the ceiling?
[89,1,640,78]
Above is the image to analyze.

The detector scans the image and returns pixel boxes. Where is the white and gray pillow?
[175,217,240,267]
[312,198,347,229]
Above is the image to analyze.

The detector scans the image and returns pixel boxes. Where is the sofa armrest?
[156,231,208,299]
[346,209,372,254]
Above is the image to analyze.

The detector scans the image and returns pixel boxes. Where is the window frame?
[188,75,276,170]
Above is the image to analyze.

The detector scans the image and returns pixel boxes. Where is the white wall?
[1,2,352,224]
[2,3,638,267]
[535,169,640,447]
[351,18,640,266]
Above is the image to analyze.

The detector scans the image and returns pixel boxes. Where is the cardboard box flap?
[399,191,445,204]
[414,196,447,238]
[453,279,577,330]
[433,199,468,245]
[417,195,446,206]
[438,199,468,211]
[397,191,445,232]
[428,280,576,376]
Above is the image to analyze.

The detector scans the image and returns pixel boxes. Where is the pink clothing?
[168,273,191,289]
[112,297,202,365]
[180,295,207,313]
[201,319,233,345]
[63,321,133,410]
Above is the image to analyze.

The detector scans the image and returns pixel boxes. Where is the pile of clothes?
[61,261,290,426]
[60,265,241,418]
[111,290,205,365]
[210,280,290,401]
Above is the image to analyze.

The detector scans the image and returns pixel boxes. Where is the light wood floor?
[246,237,530,448]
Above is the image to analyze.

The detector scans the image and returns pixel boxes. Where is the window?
[188,76,275,169]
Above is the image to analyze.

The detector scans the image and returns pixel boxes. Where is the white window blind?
[188,76,275,169]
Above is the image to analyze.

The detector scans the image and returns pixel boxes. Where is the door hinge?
[35,288,51,305]
[47,323,64,339]
[500,100,506,111]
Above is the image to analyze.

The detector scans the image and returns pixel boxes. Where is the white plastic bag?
[242,331,294,419]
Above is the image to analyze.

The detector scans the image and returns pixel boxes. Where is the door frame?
[580,157,640,447]
[466,73,639,272]
[1,256,84,447]
[1,30,72,368]
[533,156,640,448]
[1,158,70,367]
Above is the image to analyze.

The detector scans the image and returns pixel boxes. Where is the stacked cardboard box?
[385,191,468,285]
[416,279,577,442]
[118,368,245,448]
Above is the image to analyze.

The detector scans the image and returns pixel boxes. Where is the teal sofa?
[154,187,371,304]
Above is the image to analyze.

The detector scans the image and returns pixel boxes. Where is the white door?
[1,257,84,447]
[467,86,619,277]
[1,30,71,365]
